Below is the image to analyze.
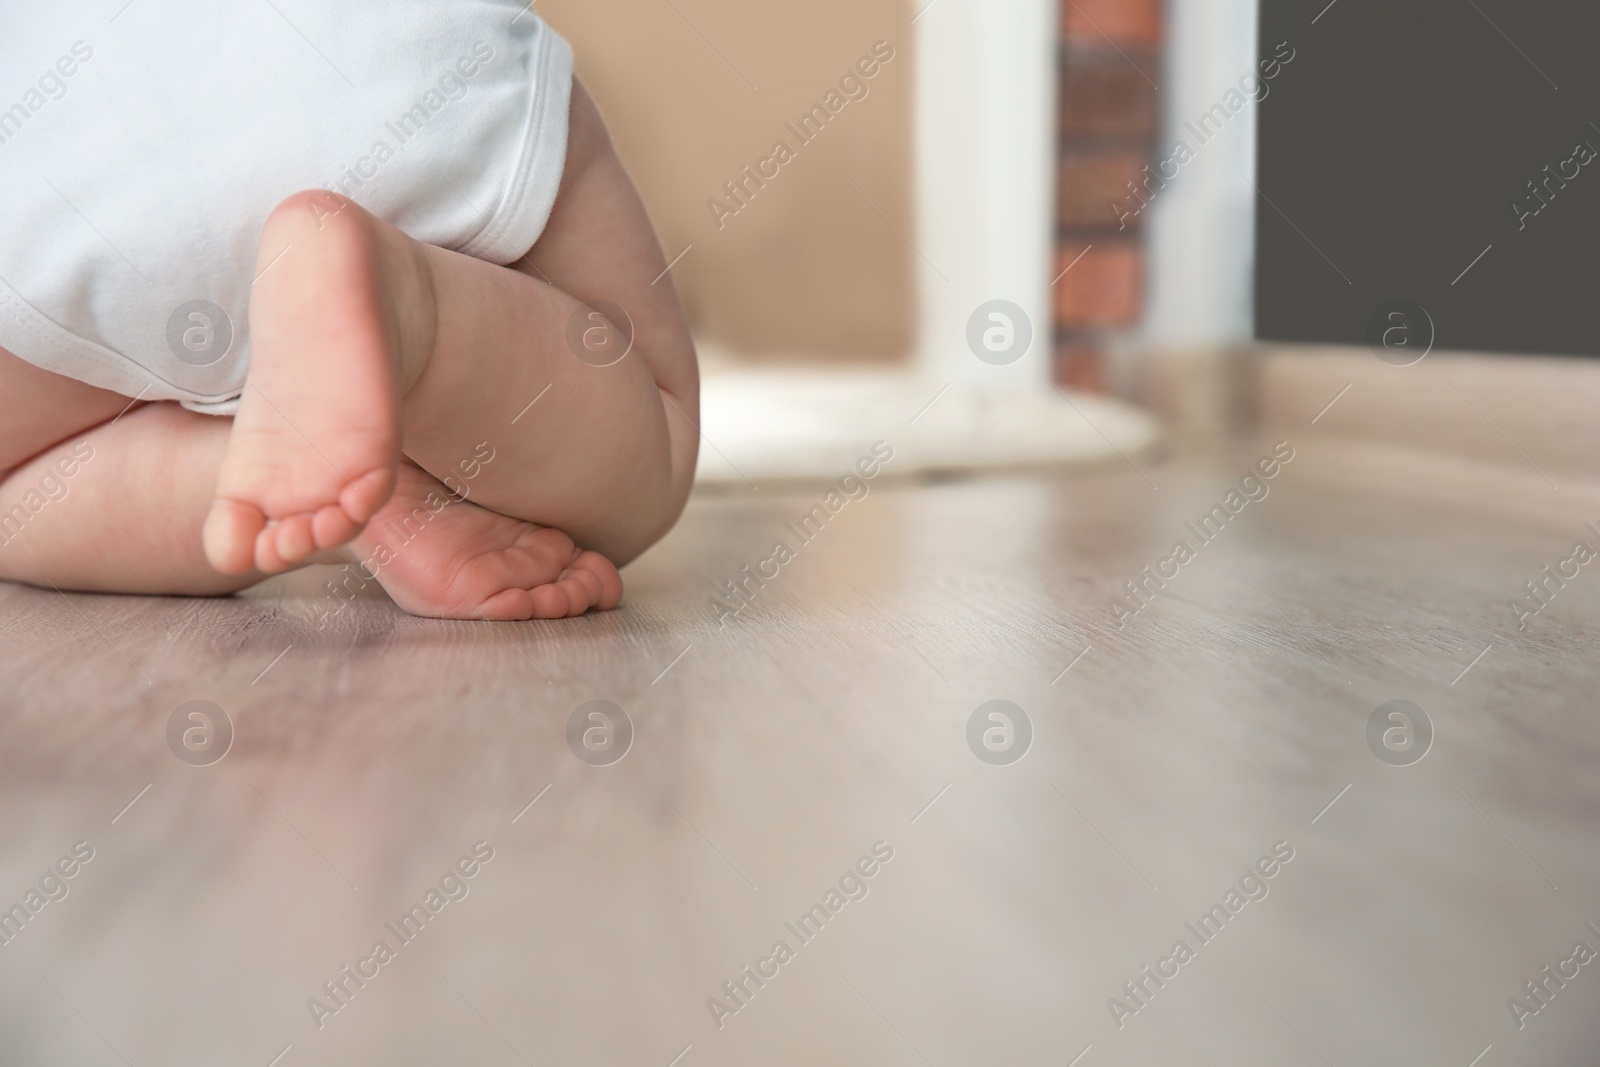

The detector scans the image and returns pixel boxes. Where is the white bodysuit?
[0,1,572,412]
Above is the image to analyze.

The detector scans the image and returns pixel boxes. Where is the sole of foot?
[203,191,433,575]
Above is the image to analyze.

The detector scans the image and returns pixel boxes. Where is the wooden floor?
[1,435,1598,1066]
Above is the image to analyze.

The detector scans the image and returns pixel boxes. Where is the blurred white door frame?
[1145,0,1259,346]
[913,0,1057,389]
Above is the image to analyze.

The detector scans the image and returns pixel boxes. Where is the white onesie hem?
[457,26,574,265]
[0,275,237,407]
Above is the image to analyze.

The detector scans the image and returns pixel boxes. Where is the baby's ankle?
[376,223,439,397]
[256,190,438,396]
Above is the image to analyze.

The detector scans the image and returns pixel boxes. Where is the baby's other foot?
[343,462,623,621]
[203,191,435,575]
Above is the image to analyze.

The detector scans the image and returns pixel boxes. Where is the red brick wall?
[1054,0,1162,391]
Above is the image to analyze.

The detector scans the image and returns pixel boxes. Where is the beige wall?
[541,0,915,362]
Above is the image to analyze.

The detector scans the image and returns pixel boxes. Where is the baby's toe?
[562,565,603,606]
[203,499,266,575]
[272,514,318,566]
[252,518,303,574]
[311,502,363,551]
[570,550,624,611]
[529,582,575,620]
[555,576,596,617]
[474,587,535,621]
[338,467,396,526]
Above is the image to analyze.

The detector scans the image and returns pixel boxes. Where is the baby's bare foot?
[341,462,623,620]
[203,191,435,575]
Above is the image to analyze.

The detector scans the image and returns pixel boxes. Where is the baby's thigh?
[0,346,132,475]
[511,80,696,401]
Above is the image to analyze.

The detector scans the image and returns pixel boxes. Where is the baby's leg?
[0,400,621,617]
[206,80,698,576]
[0,400,258,596]
[0,350,249,594]
[0,346,135,476]
[403,81,700,562]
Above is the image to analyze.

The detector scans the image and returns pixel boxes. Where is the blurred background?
[542,0,1211,483]
[543,0,1258,378]
[543,0,918,365]
[543,0,1600,486]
